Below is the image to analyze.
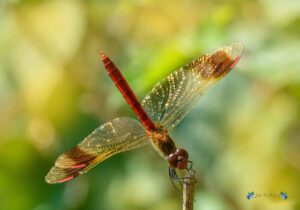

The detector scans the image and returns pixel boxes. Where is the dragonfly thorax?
[168,148,189,170]
[148,129,177,158]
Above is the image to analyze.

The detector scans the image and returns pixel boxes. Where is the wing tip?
[45,175,75,184]
[45,166,80,184]
[45,172,57,184]
[226,41,244,59]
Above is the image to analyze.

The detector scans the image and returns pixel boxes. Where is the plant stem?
[182,169,197,210]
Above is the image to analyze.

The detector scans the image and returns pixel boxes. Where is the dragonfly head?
[168,148,189,170]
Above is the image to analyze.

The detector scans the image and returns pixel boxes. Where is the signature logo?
[280,192,288,200]
[247,192,254,200]
[247,191,288,200]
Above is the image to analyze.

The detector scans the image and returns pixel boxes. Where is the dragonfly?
[45,42,243,184]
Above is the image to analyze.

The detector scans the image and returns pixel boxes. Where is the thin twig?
[182,169,197,210]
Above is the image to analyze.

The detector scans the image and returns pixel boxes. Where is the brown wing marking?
[45,117,150,184]
[184,42,243,80]
[46,135,149,183]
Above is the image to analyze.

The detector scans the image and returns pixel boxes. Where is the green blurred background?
[0,0,299,210]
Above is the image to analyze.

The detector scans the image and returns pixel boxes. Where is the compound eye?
[176,148,189,159]
[168,153,178,168]
[175,148,189,170]
[177,159,188,170]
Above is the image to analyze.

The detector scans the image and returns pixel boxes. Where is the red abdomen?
[100,52,157,132]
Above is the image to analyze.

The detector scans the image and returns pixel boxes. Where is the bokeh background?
[0,0,299,210]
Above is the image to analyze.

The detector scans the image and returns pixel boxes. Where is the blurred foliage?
[0,0,300,210]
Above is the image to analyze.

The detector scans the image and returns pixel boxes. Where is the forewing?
[45,117,150,184]
[142,42,243,130]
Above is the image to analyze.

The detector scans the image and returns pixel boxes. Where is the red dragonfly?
[45,42,243,184]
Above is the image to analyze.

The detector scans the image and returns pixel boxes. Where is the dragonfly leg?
[169,162,197,186]
[169,167,183,195]
[184,161,197,184]
[187,160,193,171]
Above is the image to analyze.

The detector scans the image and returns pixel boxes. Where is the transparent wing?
[45,117,150,184]
[142,42,243,130]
